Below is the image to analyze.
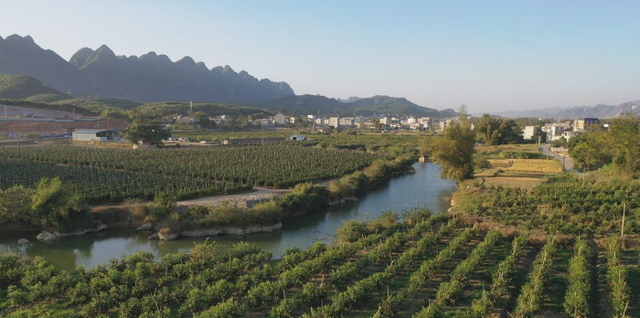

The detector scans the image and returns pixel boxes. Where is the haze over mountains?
[0,34,294,103]
[493,100,640,119]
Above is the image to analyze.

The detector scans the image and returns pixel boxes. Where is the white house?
[328,117,340,128]
[543,122,572,142]
[523,126,536,140]
[339,117,354,128]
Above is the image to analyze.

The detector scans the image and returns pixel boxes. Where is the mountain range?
[493,100,640,119]
[0,34,294,103]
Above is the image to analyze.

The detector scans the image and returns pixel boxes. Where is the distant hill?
[0,34,294,103]
[494,100,640,119]
[0,74,69,100]
[136,101,270,118]
[347,95,444,117]
[254,95,346,114]
[255,94,454,117]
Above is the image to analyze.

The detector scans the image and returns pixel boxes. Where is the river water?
[0,162,456,270]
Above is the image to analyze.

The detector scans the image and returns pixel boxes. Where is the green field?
[0,143,385,202]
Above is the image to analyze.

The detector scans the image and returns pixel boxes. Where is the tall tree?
[432,107,476,182]
[475,114,501,145]
[475,114,522,145]
[609,114,640,176]
[568,126,611,172]
[123,120,171,145]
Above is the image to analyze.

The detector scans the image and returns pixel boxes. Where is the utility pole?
[621,202,626,238]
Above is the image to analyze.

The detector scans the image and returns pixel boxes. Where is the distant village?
[523,118,601,142]
[0,104,607,145]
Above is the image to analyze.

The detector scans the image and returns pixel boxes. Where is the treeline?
[569,114,640,176]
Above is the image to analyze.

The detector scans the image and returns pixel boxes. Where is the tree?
[432,107,476,182]
[609,114,640,177]
[532,126,547,143]
[475,114,522,145]
[123,120,171,145]
[371,118,381,131]
[31,177,93,231]
[0,186,34,223]
[498,119,523,144]
[475,114,501,145]
[193,112,216,129]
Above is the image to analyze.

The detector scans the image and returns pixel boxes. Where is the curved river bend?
[0,162,456,270]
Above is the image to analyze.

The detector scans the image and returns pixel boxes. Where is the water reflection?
[0,162,456,271]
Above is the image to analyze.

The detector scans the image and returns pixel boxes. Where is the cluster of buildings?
[169,111,461,133]
[260,113,456,132]
[523,118,601,142]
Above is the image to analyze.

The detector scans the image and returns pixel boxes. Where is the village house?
[273,114,287,125]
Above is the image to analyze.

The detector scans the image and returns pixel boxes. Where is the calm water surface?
[0,162,456,270]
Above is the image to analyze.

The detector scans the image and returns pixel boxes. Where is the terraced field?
[2,211,639,317]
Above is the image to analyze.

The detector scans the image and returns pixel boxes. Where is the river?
[0,162,456,270]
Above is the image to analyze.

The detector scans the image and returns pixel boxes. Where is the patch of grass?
[477,144,540,158]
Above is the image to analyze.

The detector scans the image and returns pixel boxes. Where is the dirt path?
[176,187,291,207]
[539,144,574,171]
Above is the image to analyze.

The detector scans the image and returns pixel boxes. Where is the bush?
[499,151,543,159]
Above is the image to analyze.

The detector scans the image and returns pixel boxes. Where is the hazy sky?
[1,0,639,112]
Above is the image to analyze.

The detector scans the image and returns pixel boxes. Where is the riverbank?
[0,162,456,270]
[141,154,419,240]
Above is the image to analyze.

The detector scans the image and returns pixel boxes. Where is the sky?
[1,0,639,112]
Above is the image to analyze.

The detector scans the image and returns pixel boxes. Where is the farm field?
[1,211,639,317]
[0,143,385,202]
[476,143,541,158]
[474,158,563,189]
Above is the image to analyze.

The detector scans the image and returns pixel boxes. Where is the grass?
[477,143,540,158]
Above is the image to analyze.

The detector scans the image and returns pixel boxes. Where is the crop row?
[0,144,385,188]
[0,159,243,202]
